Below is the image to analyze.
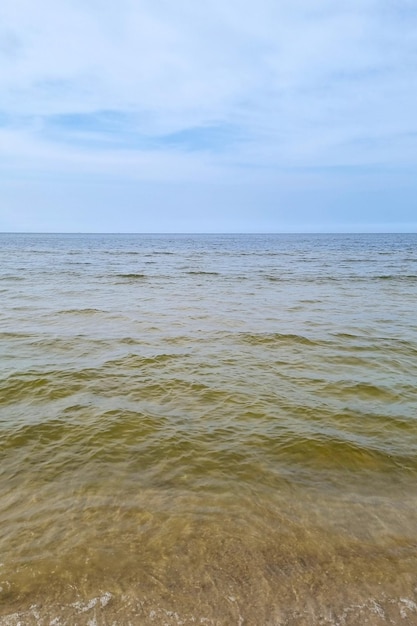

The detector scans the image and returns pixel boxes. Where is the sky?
[1,0,416,232]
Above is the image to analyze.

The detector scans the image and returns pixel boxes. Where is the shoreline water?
[1,233,416,624]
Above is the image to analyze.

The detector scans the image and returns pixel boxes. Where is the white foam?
[71,592,113,614]
[370,600,385,618]
[399,597,417,619]
[99,592,112,608]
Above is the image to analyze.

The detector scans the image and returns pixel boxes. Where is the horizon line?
[0,231,415,236]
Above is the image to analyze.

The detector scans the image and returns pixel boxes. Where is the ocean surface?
[0,232,417,625]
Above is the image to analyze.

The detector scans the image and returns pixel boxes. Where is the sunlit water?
[1,233,417,625]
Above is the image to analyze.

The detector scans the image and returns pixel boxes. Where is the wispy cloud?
[1,0,416,229]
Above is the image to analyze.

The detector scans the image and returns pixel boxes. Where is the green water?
[0,233,417,625]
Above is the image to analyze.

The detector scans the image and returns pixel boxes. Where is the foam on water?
[1,592,417,625]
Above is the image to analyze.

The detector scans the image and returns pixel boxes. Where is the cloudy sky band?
[1,0,416,231]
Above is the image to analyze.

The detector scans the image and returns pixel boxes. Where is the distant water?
[1,233,417,625]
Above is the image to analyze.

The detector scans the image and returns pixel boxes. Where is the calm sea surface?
[1,233,417,625]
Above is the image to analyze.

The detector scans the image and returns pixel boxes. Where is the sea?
[0,232,416,625]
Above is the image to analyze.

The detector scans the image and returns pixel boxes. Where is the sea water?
[0,233,416,625]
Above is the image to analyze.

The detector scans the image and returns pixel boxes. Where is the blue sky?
[1,0,416,232]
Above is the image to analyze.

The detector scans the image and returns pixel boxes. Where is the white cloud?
[1,0,417,183]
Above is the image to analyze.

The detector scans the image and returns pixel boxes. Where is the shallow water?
[0,233,417,625]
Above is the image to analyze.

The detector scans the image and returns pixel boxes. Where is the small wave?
[103,352,184,369]
[322,380,400,402]
[264,275,281,282]
[120,337,142,346]
[239,332,320,347]
[276,432,417,473]
[186,271,220,276]
[56,308,104,315]
[330,333,417,356]
[332,332,361,339]
[0,372,83,406]
[375,274,417,281]
[115,273,147,279]
[0,332,35,339]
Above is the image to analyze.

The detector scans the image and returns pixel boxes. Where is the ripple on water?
[0,233,417,624]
